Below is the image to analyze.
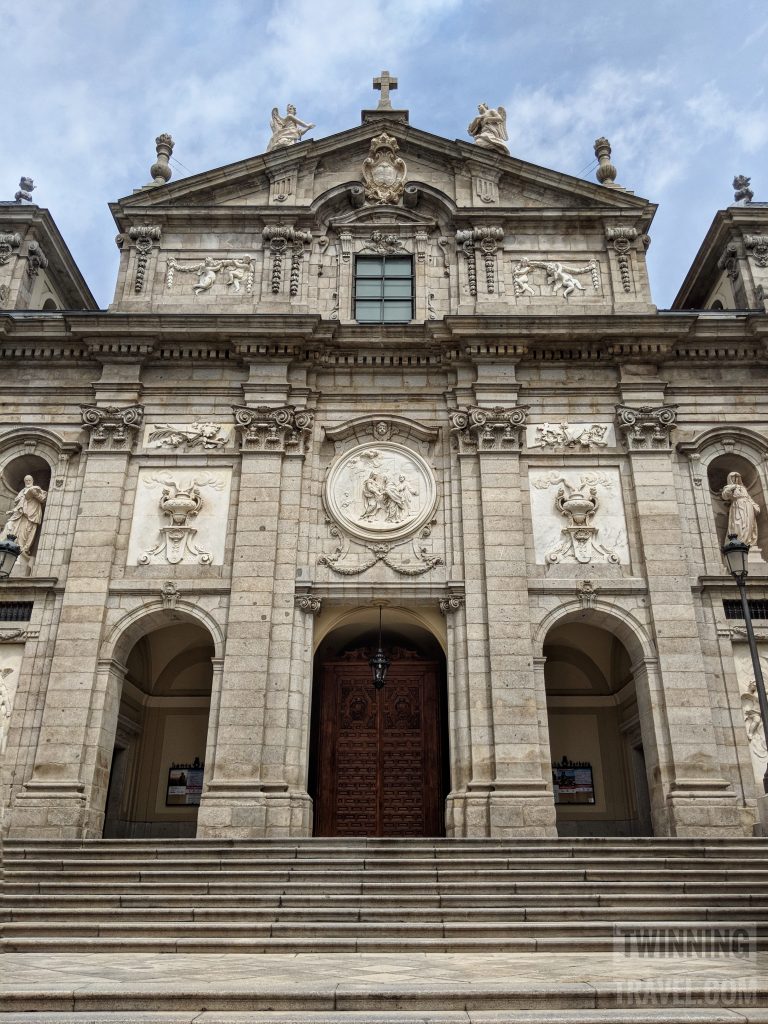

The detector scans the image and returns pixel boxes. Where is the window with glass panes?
[354,255,413,322]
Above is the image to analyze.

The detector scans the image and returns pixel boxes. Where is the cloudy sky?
[2,0,766,308]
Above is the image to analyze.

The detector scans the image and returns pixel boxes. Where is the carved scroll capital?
[0,232,22,266]
[456,226,504,295]
[450,405,527,454]
[262,226,312,295]
[615,404,677,451]
[25,240,48,278]
[233,405,313,454]
[128,225,162,293]
[80,405,144,450]
[745,235,768,269]
[605,226,638,293]
[295,593,322,615]
[439,594,464,615]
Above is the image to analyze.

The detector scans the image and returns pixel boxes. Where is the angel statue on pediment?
[467,103,509,156]
[267,104,315,151]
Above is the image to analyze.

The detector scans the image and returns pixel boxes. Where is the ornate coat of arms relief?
[361,133,407,205]
[320,443,442,575]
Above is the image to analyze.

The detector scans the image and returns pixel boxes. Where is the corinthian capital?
[80,405,144,450]
[233,405,313,454]
[615,404,677,451]
[449,405,527,454]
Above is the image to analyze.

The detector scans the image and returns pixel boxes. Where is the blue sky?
[2,0,767,308]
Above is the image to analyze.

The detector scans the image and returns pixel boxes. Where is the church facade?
[2,80,768,842]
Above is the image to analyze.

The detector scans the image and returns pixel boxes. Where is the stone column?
[196,405,313,838]
[616,402,744,835]
[6,404,143,837]
[450,407,557,836]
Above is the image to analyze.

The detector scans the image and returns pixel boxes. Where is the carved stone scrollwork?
[577,579,600,609]
[0,233,21,266]
[745,235,768,269]
[361,132,407,205]
[615,404,677,450]
[80,405,144,450]
[129,225,162,293]
[296,594,322,615]
[262,226,312,294]
[450,406,528,454]
[360,231,407,256]
[25,240,48,278]
[139,475,223,566]
[456,227,503,295]
[605,226,638,293]
[0,628,39,643]
[232,405,313,454]
[439,594,464,615]
[532,471,620,565]
[718,242,740,282]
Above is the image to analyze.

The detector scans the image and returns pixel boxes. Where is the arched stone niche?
[678,428,768,573]
[707,453,768,562]
[0,453,52,562]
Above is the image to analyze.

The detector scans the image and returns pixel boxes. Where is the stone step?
[6,867,768,884]
[7,854,768,872]
[5,934,768,955]
[7,846,766,858]
[7,876,768,892]
[4,889,764,908]
[3,1013,768,1024]
[5,904,766,923]
[2,971,767,1010]
[3,916,766,941]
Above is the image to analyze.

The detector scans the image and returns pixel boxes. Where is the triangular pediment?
[111,119,653,229]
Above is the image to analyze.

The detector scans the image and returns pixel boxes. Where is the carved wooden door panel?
[315,653,443,837]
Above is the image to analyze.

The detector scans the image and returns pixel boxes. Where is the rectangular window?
[354,255,413,323]
[723,599,768,620]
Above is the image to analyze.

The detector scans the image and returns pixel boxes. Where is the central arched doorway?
[309,614,449,837]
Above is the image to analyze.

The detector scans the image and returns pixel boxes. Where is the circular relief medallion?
[325,443,437,544]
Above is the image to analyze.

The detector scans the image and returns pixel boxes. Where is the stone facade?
[2,92,768,840]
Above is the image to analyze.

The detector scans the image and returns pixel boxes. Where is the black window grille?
[723,599,768,620]
[0,602,33,622]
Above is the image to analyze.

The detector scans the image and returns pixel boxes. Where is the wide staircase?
[2,836,768,1018]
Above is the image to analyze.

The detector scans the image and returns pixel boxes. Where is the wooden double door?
[314,650,444,837]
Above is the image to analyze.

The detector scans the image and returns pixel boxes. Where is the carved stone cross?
[373,70,398,109]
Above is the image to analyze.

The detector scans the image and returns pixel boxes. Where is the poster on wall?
[552,756,595,805]
[166,758,205,806]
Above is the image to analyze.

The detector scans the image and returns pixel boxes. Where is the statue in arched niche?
[721,471,760,546]
[0,474,48,555]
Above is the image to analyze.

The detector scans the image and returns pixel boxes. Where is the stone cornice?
[1,311,766,368]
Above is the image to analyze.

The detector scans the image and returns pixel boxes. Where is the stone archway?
[102,616,215,839]
[543,619,653,837]
[309,612,449,837]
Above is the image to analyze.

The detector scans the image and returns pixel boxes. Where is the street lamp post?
[723,533,768,794]
[0,533,21,579]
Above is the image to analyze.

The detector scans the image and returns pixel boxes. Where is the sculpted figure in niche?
[722,471,760,546]
[0,474,47,555]
[467,103,509,155]
[267,104,315,151]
